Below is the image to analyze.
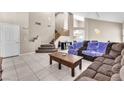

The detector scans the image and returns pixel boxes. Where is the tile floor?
[2,53,92,81]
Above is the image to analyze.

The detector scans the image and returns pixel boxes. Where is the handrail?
[29,35,39,42]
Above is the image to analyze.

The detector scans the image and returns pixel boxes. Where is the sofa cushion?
[77,76,96,81]
[112,43,124,52]
[82,50,104,57]
[68,42,83,55]
[121,56,124,66]
[109,50,121,59]
[121,49,124,56]
[88,61,103,71]
[87,41,98,50]
[111,74,121,81]
[0,57,2,65]
[76,42,83,49]
[81,68,96,78]
[97,64,113,77]
[103,54,114,59]
[0,73,2,81]
[94,57,105,62]
[97,42,108,53]
[105,43,114,54]
[94,73,110,81]
[114,55,122,64]
[103,58,115,66]
[112,63,121,74]
[120,66,124,81]
[68,49,79,55]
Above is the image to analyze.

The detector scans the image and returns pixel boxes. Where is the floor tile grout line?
[12,58,20,81]
[25,54,54,80]
[21,56,40,81]
[2,53,92,81]
[23,54,63,81]
[30,54,49,68]
[33,54,85,81]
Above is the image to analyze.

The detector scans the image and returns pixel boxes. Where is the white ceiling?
[73,12,124,23]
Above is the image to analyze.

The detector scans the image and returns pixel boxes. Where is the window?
[73,29,85,42]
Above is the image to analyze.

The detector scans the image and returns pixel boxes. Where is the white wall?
[85,18,122,42]
[55,13,65,32]
[55,13,69,34]
[122,23,124,42]
[29,12,55,51]
[0,12,55,54]
[0,12,30,54]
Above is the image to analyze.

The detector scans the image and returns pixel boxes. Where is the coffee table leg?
[58,63,61,69]
[50,57,52,65]
[71,68,75,77]
[79,60,82,70]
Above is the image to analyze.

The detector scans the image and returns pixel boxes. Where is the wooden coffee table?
[49,52,83,77]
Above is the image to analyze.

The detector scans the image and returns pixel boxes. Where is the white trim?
[20,52,35,56]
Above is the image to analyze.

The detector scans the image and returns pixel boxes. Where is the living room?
[0,12,124,81]
[1,0,124,93]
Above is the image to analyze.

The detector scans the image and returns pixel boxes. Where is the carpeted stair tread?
[40,44,54,47]
[36,44,57,53]
[36,48,58,53]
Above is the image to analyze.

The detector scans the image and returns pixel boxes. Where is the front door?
[0,23,20,57]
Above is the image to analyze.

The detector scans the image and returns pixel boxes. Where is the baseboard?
[20,52,35,56]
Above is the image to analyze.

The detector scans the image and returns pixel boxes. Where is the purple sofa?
[82,41,109,57]
[68,42,83,55]
[68,40,111,61]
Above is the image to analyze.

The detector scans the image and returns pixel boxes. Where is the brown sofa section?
[0,57,2,81]
[75,43,124,81]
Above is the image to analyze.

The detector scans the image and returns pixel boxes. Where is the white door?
[0,23,20,57]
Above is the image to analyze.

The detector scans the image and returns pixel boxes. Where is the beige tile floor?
[2,53,92,81]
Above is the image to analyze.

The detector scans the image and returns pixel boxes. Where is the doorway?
[0,23,20,57]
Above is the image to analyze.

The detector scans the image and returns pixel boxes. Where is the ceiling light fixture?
[94,28,101,34]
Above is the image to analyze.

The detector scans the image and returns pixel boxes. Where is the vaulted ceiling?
[73,12,124,23]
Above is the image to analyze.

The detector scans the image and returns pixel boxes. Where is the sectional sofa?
[75,43,124,81]
[68,40,113,61]
[0,57,2,81]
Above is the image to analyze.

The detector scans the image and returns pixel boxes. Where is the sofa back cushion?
[121,56,124,66]
[109,50,121,59]
[87,41,98,50]
[0,57,2,65]
[114,55,122,64]
[120,66,124,80]
[71,42,83,49]
[109,43,124,59]
[76,42,83,49]
[112,43,124,52]
[72,42,77,49]
[97,42,109,53]
[121,49,124,56]
[105,43,114,54]
[112,63,121,74]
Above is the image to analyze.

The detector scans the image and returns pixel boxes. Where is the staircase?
[36,44,58,53]
[36,31,60,53]
[35,30,60,53]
